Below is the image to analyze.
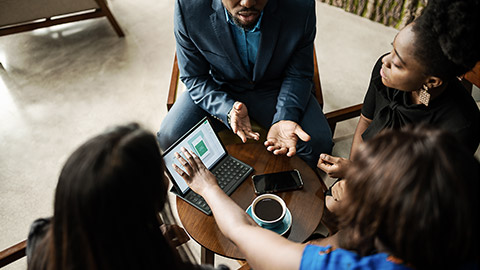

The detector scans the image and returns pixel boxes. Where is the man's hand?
[172,147,219,196]
[317,154,351,179]
[264,120,311,157]
[229,101,260,143]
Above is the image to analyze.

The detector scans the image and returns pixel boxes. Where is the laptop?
[162,117,254,215]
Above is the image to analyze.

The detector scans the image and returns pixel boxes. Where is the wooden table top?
[176,143,325,260]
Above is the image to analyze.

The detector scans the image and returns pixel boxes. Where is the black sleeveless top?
[361,55,480,154]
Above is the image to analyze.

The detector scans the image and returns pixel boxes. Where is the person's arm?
[349,114,372,159]
[318,55,380,180]
[272,1,316,125]
[306,231,340,249]
[174,0,234,125]
[265,1,316,156]
[173,148,304,270]
[349,54,386,158]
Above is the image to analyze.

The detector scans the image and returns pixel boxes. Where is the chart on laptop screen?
[163,119,225,193]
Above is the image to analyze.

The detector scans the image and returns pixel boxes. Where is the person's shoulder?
[27,218,52,261]
[281,0,315,7]
[372,53,387,73]
[176,0,211,13]
[301,245,411,270]
[433,80,480,128]
[277,0,315,12]
[28,218,51,240]
[367,53,388,92]
[176,0,207,6]
[440,80,479,113]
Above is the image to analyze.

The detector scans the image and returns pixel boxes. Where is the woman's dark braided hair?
[412,0,480,80]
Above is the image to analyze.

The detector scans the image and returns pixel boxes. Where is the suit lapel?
[210,0,250,79]
[253,0,280,82]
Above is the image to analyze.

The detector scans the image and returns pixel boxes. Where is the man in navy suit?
[158,0,333,168]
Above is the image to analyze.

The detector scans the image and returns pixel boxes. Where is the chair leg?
[200,247,214,265]
[94,0,125,37]
[237,261,251,270]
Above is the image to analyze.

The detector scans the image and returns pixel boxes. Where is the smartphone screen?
[252,170,303,194]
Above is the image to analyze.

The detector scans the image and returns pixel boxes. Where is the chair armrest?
[463,62,480,93]
[313,47,324,107]
[0,240,27,268]
[160,224,190,247]
[167,53,179,111]
[325,104,363,134]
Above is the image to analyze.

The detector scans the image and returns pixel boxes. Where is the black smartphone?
[252,169,304,194]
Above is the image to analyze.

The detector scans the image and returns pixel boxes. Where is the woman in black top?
[318,0,480,215]
[318,0,480,177]
[361,53,479,152]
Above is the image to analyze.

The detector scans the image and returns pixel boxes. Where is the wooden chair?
[0,240,26,268]
[167,48,363,136]
[0,0,124,37]
[462,62,480,93]
[0,225,190,268]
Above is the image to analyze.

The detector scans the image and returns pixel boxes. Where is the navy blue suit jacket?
[174,0,316,126]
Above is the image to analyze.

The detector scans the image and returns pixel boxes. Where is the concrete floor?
[1,1,477,269]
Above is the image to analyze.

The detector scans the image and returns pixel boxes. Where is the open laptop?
[162,117,254,215]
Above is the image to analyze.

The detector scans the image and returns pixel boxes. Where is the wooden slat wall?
[319,0,428,29]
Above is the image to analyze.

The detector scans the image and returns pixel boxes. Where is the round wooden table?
[176,143,325,264]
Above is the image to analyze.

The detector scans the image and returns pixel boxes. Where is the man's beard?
[228,8,260,31]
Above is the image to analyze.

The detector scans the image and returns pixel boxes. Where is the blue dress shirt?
[225,9,263,74]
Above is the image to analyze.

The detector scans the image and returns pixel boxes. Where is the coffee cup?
[251,194,286,229]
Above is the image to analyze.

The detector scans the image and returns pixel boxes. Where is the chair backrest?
[312,47,324,107]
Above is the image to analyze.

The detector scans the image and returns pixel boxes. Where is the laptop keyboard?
[185,192,209,212]
[184,156,253,214]
[213,157,252,192]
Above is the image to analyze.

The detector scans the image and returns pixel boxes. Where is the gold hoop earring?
[419,84,431,106]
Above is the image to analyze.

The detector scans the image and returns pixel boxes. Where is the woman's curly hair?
[413,0,480,80]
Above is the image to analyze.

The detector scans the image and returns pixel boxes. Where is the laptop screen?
[163,118,226,194]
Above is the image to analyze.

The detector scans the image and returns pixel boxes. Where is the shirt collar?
[224,8,263,32]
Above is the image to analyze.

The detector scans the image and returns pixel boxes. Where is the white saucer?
[246,205,292,235]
